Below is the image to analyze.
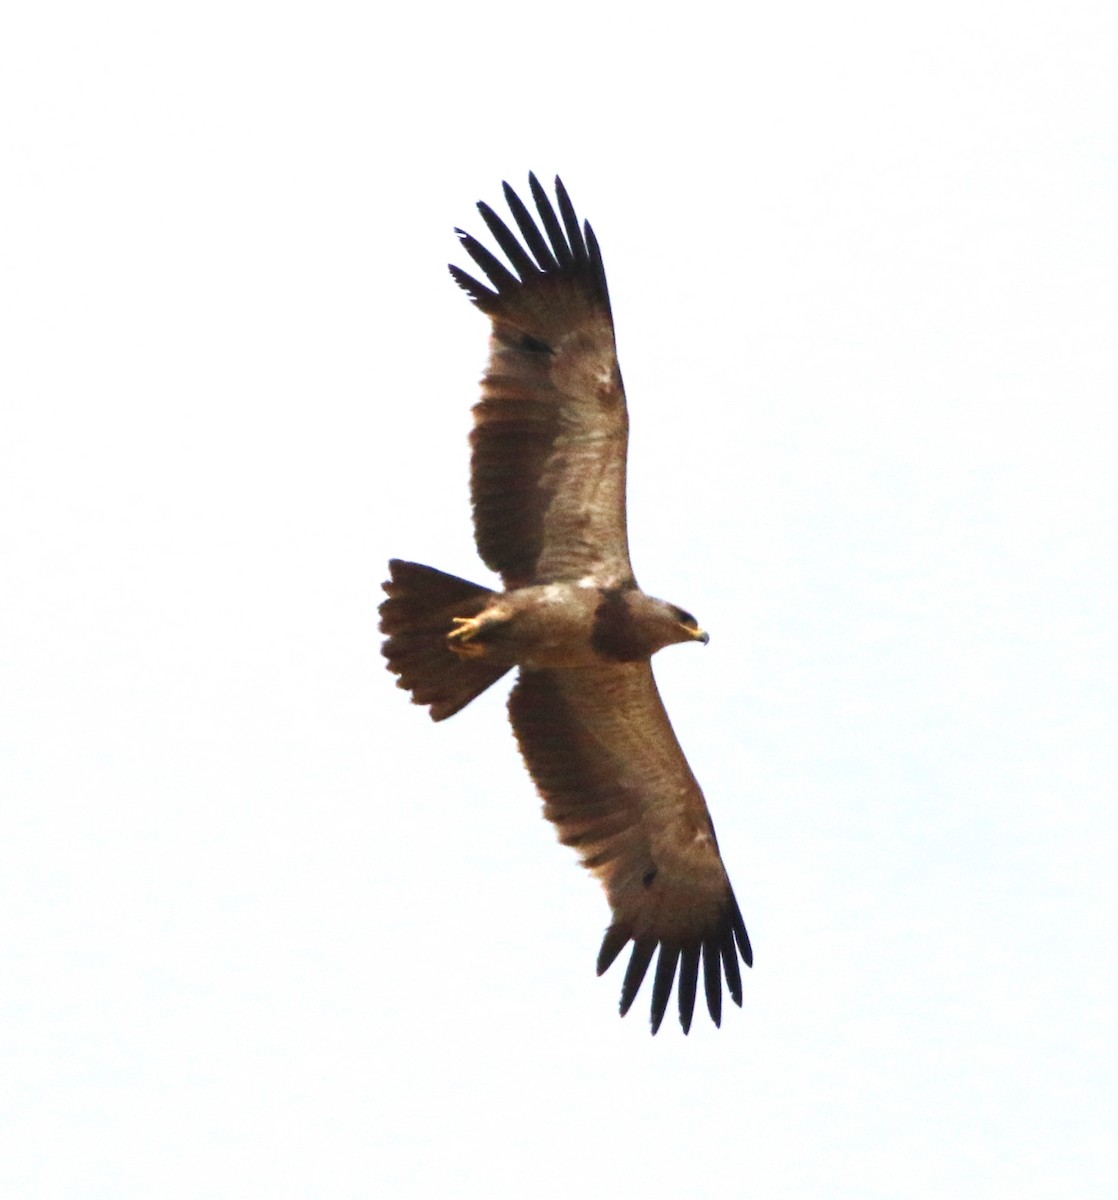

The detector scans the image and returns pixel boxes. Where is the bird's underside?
[379,175,751,1034]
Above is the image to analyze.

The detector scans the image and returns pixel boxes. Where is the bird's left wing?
[507,663,752,1033]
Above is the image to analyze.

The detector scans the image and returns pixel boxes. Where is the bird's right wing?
[451,175,634,590]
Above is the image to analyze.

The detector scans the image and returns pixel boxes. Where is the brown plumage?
[380,175,751,1033]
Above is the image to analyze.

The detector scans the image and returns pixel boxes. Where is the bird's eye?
[675,608,696,626]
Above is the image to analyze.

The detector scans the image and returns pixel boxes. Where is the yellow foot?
[447,616,487,659]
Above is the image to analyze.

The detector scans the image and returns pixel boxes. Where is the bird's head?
[591,587,709,661]
[630,593,709,654]
[668,603,710,647]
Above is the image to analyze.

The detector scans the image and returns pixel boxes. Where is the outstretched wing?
[508,663,752,1034]
[450,175,633,590]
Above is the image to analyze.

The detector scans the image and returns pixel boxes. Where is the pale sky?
[3,2,1117,1197]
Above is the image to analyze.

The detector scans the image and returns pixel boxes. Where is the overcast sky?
[3,2,1117,1196]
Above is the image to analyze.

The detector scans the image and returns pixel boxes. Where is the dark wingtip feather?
[448,263,498,311]
[729,891,753,967]
[597,925,630,976]
[584,221,612,315]
[528,172,574,267]
[554,175,589,267]
[455,229,519,294]
[599,900,750,1031]
[503,179,558,271]
[476,200,539,279]
[619,939,656,1018]
[599,894,751,1031]
[677,945,700,1034]
[649,945,680,1035]
[721,924,744,1008]
[452,174,610,320]
[736,917,753,968]
[702,939,723,1027]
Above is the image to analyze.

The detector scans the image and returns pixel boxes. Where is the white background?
[3,2,1117,1196]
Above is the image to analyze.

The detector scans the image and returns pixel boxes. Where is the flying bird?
[379,175,751,1033]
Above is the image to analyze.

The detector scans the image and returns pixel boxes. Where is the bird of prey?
[379,175,751,1033]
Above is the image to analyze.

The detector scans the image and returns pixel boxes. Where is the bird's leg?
[447,615,490,659]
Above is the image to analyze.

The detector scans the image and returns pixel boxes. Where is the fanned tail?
[379,559,510,721]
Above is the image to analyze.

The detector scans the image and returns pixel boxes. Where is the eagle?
[379,175,751,1033]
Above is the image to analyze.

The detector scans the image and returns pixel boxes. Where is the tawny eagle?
[380,175,751,1033]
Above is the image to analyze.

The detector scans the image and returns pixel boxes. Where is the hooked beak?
[692,627,710,645]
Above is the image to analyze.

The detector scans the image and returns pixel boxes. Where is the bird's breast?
[498,583,609,669]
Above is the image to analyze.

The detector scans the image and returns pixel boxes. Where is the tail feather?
[379,559,510,721]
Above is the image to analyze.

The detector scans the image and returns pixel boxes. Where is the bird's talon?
[447,616,487,658]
